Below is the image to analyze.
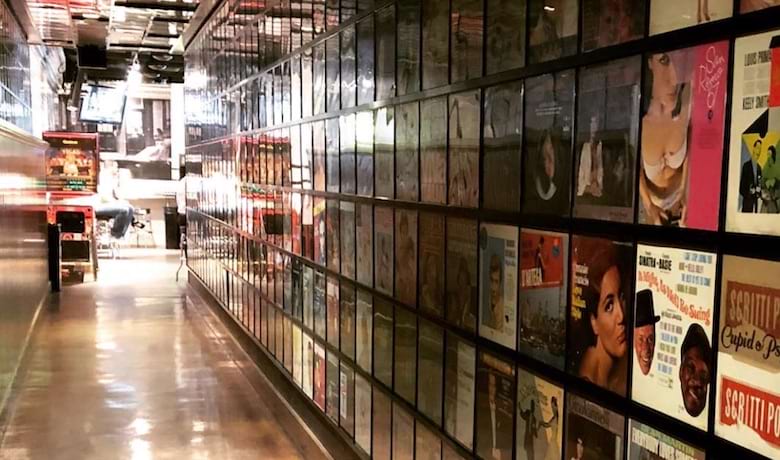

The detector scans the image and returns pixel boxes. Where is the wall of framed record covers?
[184,0,780,459]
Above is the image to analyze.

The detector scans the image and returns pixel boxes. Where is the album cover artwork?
[421,96,448,204]
[302,194,314,258]
[284,316,293,373]
[632,245,716,430]
[397,0,420,96]
[356,290,373,373]
[340,362,355,437]
[518,229,569,370]
[326,199,340,271]
[293,324,302,386]
[302,50,314,118]
[374,299,394,387]
[375,107,395,199]
[326,118,340,193]
[356,203,373,287]
[479,224,519,349]
[393,403,415,460]
[516,369,564,460]
[396,101,420,201]
[413,426,441,460]
[485,0,526,75]
[340,114,357,194]
[528,0,578,64]
[303,332,314,399]
[395,209,418,307]
[292,258,302,319]
[374,206,394,295]
[418,320,444,425]
[627,419,705,460]
[303,265,314,329]
[639,41,729,230]
[314,341,326,410]
[327,275,340,348]
[356,111,374,196]
[443,443,469,460]
[326,35,341,112]
[650,0,732,35]
[314,269,327,339]
[450,0,483,83]
[565,393,625,460]
[313,120,326,191]
[582,0,644,52]
[326,351,340,423]
[357,19,375,106]
[340,284,356,361]
[355,374,372,454]
[741,0,780,12]
[341,26,357,109]
[476,351,516,460]
[520,70,575,216]
[422,0,449,90]
[569,235,634,396]
[419,213,445,317]
[574,56,641,223]
[340,201,356,280]
[483,81,523,212]
[374,389,392,460]
[394,307,417,404]
[726,30,780,235]
[715,256,780,459]
[375,6,396,101]
[449,90,480,208]
[446,218,478,332]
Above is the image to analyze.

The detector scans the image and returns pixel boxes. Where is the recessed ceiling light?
[543,5,555,11]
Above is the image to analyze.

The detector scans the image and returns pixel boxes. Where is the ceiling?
[22,0,197,83]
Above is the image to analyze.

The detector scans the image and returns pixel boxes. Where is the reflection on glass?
[375,6,396,100]
[422,0,449,89]
[451,0,483,83]
[341,26,357,109]
[397,0,420,96]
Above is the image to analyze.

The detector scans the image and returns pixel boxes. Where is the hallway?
[0,250,328,460]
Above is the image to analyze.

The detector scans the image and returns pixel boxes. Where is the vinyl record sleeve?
[574,56,641,223]
[293,324,303,386]
[284,316,293,373]
[355,373,372,454]
[581,0,644,52]
[304,266,314,329]
[374,298,394,387]
[565,393,626,460]
[326,199,340,271]
[476,351,516,460]
[650,0,732,35]
[395,209,418,307]
[569,235,634,396]
[448,90,480,208]
[419,212,446,317]
[375,107,395,199]
[356,203,373,287]
[421,96,448,204]
[518,229,569,370]
[627,419,705,460]
[450,0,483,83]
[422,0,449,90]
[393,402,415,460]
[394,307,417,404]
[447,218,478,332]
[314,341,326,410]
[341,26,357,109]
[357,18,375,106]
[314,269,327,339]
[417,319,444,425]
[303,332,314,398]
[396,0,420,96]
[313,120,326,191]
[326,351,340,423]
[639,42,729,230]
[326,117,340,193]
[375,6,396,101]
[313,44,326,115]
[632,244,716,430]
[339,362,355,436]
[715,255,780,459]
[528,0,578,64]
[326,275,340,348]
[485,0,525,75]
[340,283,356,360]
[516,368,564,460]
[726,30,780,235]
[374,206,394,295]
[478,223,519,349]
[326,35,340,112]
[340,201,356,279]
[396,101,420,201]
[523,70,575,217]
[740,0,780,12]
[356,289,373,372]
[483,81,523,212]
[340,114,357,194]
[444,332,476,449]
[356,111,374,196]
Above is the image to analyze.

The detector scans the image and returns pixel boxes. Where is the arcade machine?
[44,131,100,283]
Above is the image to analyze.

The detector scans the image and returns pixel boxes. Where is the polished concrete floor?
[0,249,329,460]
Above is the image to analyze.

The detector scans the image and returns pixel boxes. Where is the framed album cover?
[394,306,417,404]
[340,114,356,195]
[419,212,446,317]
[394,209,418,307]
[448,90,480,208]
[446,218,478,332]
[396,0,420,96]
[627,419,705,460]
[374,206,394,295]
[375,107,395,199]
[421,0,449,90]
[528,0,578,64]
[340,283,356,360]
[450,0,483,83]
[483,80,523,212]
[565,393,625,460]
[373,298,394,387]
[340,26,357,109]
[516,368,564,460]
[396,101,420,201]
[475,351,516,460]
[356,111,374,197]
[356,289,373,372]
[485,0,525,75]
[478,223,519,349]
[421,96,448,204]
[417,319,444,425]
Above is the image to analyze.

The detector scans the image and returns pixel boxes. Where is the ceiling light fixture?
[543,5,555,11]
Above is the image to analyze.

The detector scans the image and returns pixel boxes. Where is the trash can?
[164,206,180,249]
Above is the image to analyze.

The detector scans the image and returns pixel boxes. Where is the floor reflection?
[0,249,317,460]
